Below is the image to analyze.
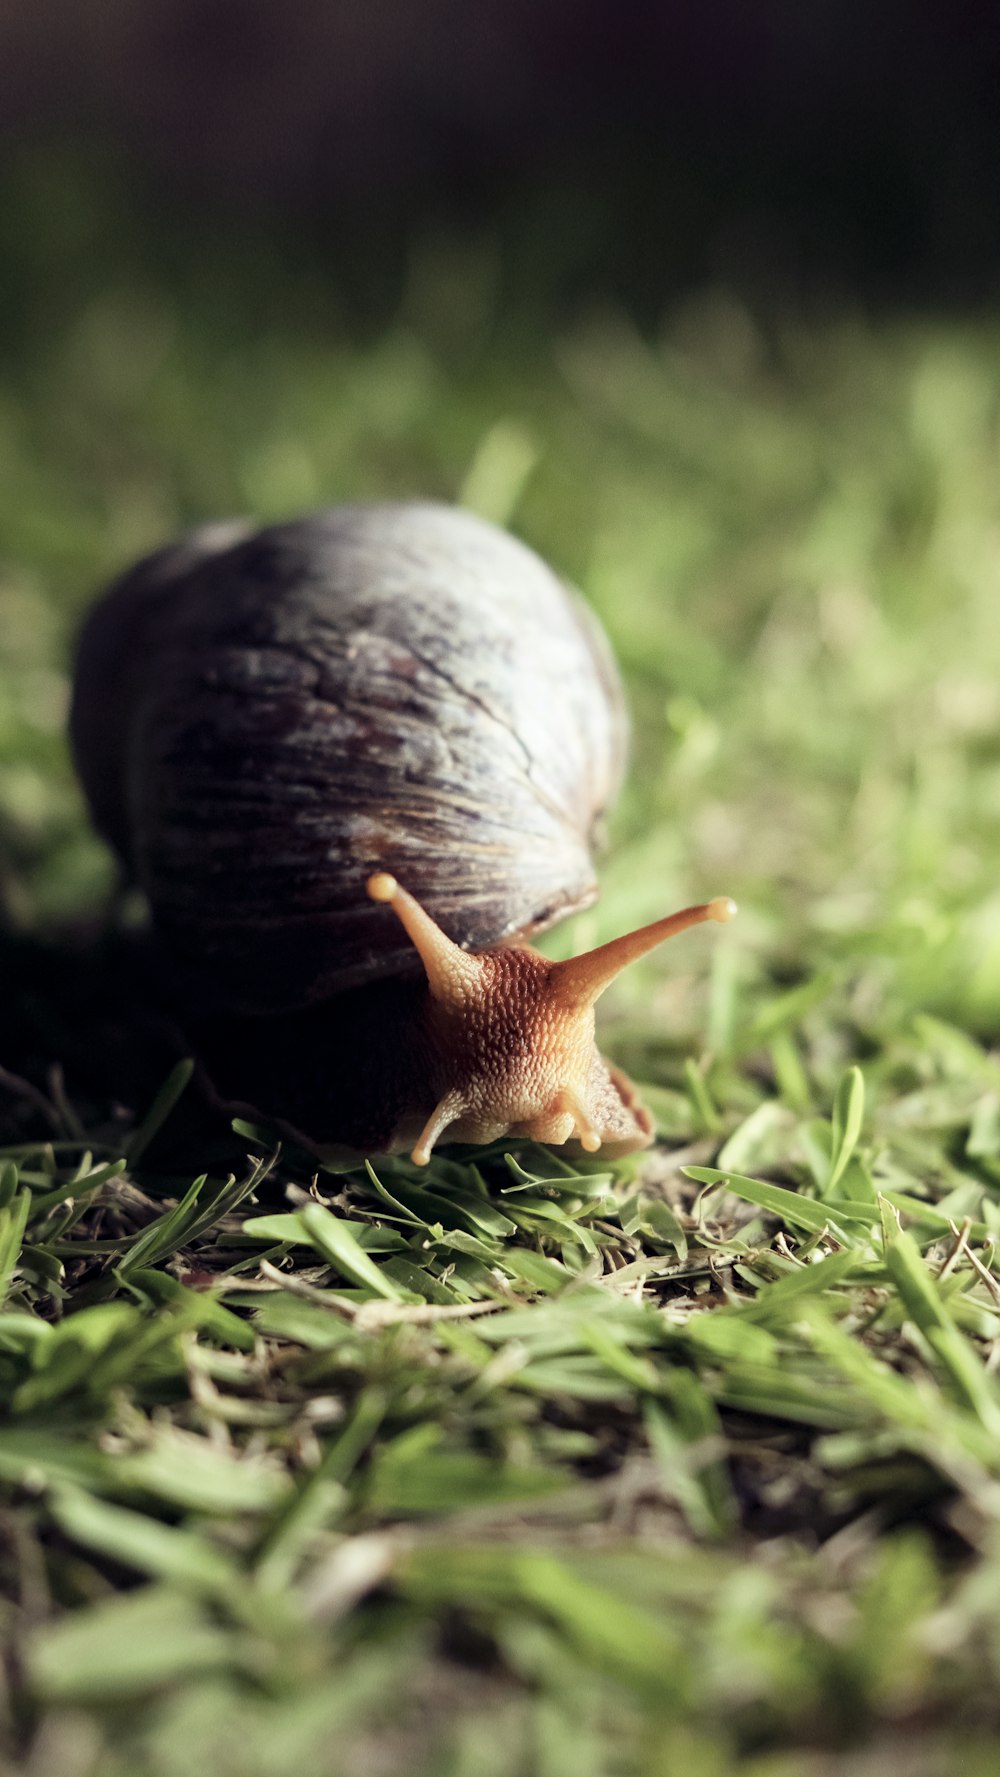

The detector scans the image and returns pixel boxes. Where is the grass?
[4,148,1000,1773]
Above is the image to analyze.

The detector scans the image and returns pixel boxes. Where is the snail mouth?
[589,1062,656,1158]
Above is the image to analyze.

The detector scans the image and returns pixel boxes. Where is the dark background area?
[2,0,1000,310]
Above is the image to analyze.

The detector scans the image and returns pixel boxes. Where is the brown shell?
[71,502,626,1015]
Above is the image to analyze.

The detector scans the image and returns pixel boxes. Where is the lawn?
[4,151,1000,1775]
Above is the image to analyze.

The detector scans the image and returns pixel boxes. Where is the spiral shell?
[71,502,626,1014]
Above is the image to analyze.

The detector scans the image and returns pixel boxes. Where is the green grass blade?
[125,1058,195,1167]
[297,1202,409,1302]
[881,1217,1000,1434]
[50,1484,241,1594]
[25,1587,243,1703]
[684,1166,846,1237]
[825,1065,865,1196]
[0,1188,30,1303]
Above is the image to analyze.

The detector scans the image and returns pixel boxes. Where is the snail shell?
[71,502,626,1020]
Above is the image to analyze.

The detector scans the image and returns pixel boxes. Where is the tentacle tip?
[410,1145,431,1166]
[367,871,399,904]
[707,896,738,925]
[580,1131,602,1153]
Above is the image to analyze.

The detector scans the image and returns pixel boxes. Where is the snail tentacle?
[411,1087,468,1166]
[549,896,738,1009]
[547,1086,602,1152]
[366,872,481,1006]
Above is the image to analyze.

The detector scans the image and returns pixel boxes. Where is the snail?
[70,501,735,1163]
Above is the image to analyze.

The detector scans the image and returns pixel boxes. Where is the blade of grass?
[49,1483,241,1595]
[825,1066,866,1196]
[881,1214,1000,1435]
[0,1187,30,1303]
[298,1202,410,1303]
[125,1059,195,1167]
[684,1166,850,1238]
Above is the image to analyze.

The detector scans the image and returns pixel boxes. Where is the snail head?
[366,872,736,1166]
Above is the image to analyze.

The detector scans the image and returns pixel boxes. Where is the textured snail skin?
[188,927,657,1162]
[362,872,658,1162]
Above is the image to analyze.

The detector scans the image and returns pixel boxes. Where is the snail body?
[71,501,733,1162]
